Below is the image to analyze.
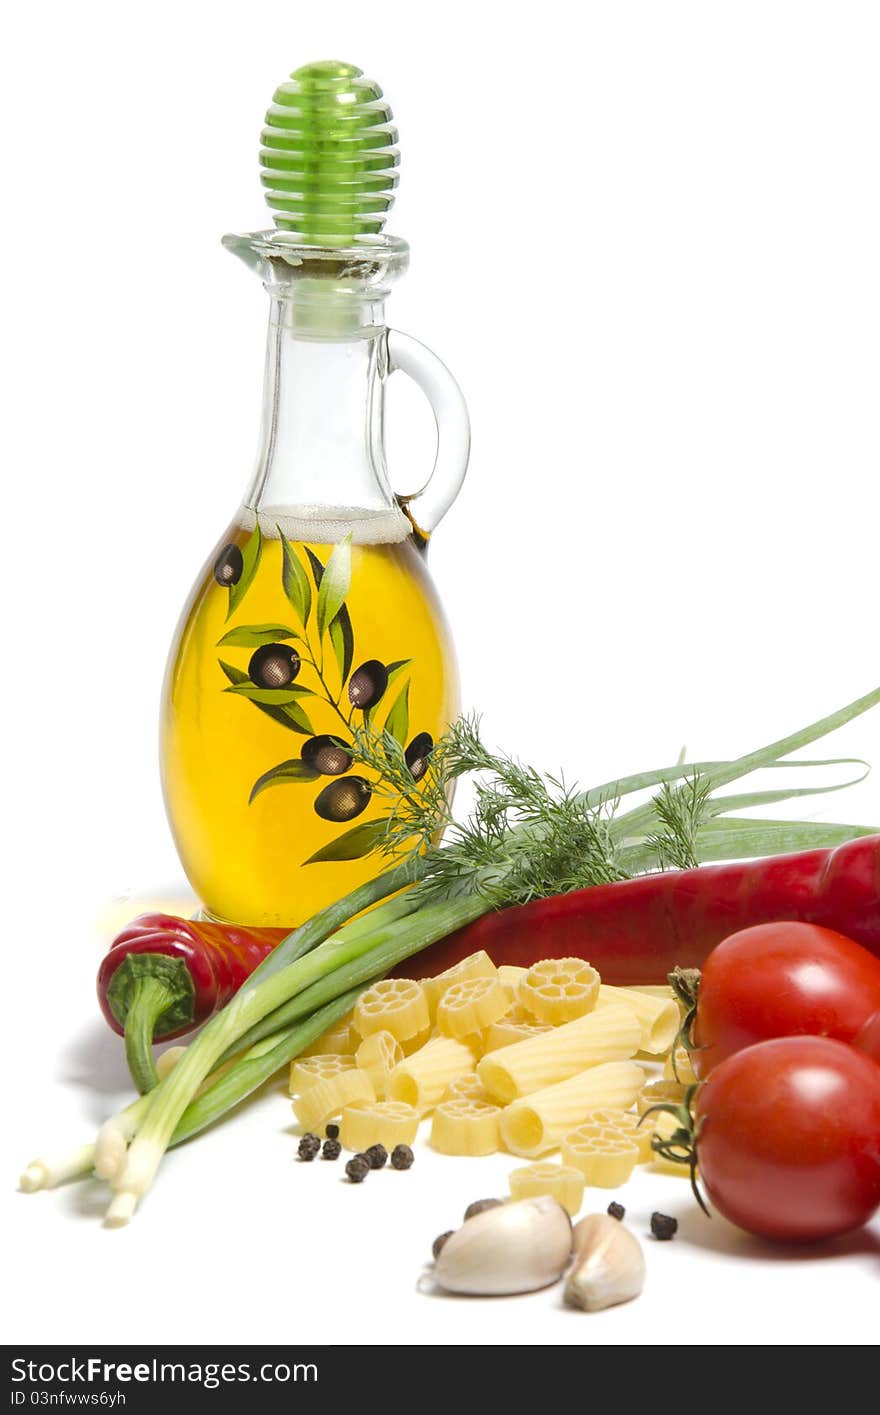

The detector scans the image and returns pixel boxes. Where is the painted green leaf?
[303,818,388,865]
[385,659,413,689]
[249,758,320,804]
[224,683,315,705]
[281,700,316,735]
[216,623,300,648]
[316,534,352,639]
[227,521,262,619]
[279,530,313,626]
[305,546,326,587]
[219,660,312,735]
[329,604,354,686]
[384,679,410,745]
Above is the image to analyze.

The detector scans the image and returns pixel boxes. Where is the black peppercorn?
[302,735,352,777]
[313,776,371,823]
[650,1211,678,1241]
[390,1143,414,1171]
[325,1123,340,1140]
[345,1155,370,1183]
[248,643,301,689]
[404,732,434,782]
[321,1139,342,1161]
[432,1230,454,1259]
[213,544,244,586]
[365,1144,388,1170]
[607,1201,626,1221]
[464,1198,503,1222]
[297,1133,321,1161]
[347,659,389,711]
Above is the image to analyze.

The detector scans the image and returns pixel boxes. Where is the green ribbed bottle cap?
[260,60,400,245]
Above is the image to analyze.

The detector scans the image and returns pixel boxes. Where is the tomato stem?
[641,1086,709,1216]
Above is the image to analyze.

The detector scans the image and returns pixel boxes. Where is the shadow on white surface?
[59,1021,132,1106]
[676,1203,880,1267]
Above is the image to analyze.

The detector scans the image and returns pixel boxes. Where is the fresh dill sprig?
[645,773,712,871]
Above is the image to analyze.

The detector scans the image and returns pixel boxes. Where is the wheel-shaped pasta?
[354,1030,405,1100]
[596,985,679,1055]
[436,976,510,1039]
[519,958,600,1024]
[354,978,430,1043]
[483,1011,553,1052]
[430,1098,502,1156]
[289,1053,356,1096]
[637,1078,688,1114]
[478,1003,641,1103]
[422,950,497,1017]
[442,1073,492,1104]
[509,1162,586,1216]
[497,964,528,1000]
[579,1106,653,1162]
[339,1099,420,1152]
[388,1035,476,1112]
[292,1069,375,1132]
[298,1012,360,1058]
[501,1061,644,1158]
[561,1125,640,1187]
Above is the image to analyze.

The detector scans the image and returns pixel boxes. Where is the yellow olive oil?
[161,514,458,926]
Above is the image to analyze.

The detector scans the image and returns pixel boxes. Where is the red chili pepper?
[398,836,880,986]
[97,913,287,1093]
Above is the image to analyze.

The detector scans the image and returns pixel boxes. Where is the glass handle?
[386,329,470,540]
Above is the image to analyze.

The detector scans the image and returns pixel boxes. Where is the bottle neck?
[245,288,410,544]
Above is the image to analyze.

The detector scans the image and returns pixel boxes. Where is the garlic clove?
[433,1195,572,1296]
[564,1213,646,1311]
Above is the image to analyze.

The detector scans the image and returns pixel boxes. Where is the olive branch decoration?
[211,524,434,864]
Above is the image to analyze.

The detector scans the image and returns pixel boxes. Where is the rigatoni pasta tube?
[501,1061,645,1158]
[478,1004,641,1104]
[389,1035,476,1111]
[595,985,678,1054]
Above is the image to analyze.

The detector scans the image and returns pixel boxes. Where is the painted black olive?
[248,643,301,689]
[213,543,244,586]
[301,735,352,777]
[314,776,371,823]
[405,732,434,782]
[347,659,389,711]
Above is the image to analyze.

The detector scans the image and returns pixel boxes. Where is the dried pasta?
[355,1030,405,1099]
[483,1010,553,1052]
[580,1107,652,1163]
[519,957,600,1024]
[422,950,497,1016]
[638,1078,688,1114]
[664,1045,697,1085]
[289,1052,356,1096]
[441,1073,492,1104]
[497,964,527,1000]
[561,1124,640,1187]
[353,978,430,1043]
[509,1162,585,1216]
[298,1012,360,1057]
[388,1035,476,1111]
[595,985,679,1054]
[292,1068,375,1131]
[430,1098,502,1156]
[477,1003,641,1103]
[437,976,510,1039]
[500,1061,644,1158]
[339,1099,420,1152]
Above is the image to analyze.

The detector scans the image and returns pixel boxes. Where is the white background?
[4,0,880,1348]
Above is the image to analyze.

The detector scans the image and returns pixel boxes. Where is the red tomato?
[853,1010,880,1064]
[692,921,880,1078]
[695,1036,880,1241]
